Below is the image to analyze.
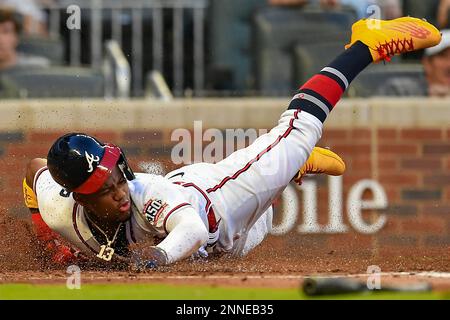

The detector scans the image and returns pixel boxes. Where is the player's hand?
[50,242,87,265]
[129,245,169,271]
[191,246,209,260]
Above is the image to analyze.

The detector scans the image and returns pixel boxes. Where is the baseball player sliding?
[23,17,441,269]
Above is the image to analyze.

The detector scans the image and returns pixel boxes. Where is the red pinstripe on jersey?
[33,166,49,195]
[173,181,221,233]
[206,110,299,193]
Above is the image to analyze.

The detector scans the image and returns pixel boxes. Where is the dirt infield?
[1,213,449,292]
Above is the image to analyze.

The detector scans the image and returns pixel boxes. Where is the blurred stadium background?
[0,0,449,297]
[1,0,449,98]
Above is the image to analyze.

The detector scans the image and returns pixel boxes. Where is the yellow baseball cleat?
[294,147,346,184]
[345,17,442,62]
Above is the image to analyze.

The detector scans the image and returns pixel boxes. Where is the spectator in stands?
[438,0,450,28]
[403,0,450,29]
[377,30,450,97]
[376,0,402,20]
[0,0,47,36]
[0,7,49,71]
[0,7,21,71]
[421,29,450,96]
[268,0,402,20]
[319,0,377,19]
[268,0,305,5]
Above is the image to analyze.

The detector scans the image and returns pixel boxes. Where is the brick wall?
[318,127,450,255]
[2,126,449,256]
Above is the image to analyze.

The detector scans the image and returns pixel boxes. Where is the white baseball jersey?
[166,109,322,255]
[34,109,323,262]
[34,170,211,259]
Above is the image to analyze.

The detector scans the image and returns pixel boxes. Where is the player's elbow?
[189,219,209,248]
[166,210,209,248]
[198,224,209,247]
[162,210,209,262]
[25,158,47,187]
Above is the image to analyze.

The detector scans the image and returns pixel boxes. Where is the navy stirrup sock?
[289,41,372,123]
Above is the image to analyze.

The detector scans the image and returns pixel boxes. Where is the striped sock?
[289,41,372,123]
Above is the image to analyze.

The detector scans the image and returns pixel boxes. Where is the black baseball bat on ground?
[302,277,432,296]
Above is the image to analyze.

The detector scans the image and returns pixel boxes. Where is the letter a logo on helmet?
[47,133,135,194]
[85,151,100,173]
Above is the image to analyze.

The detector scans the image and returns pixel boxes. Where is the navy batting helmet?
[47,133,135,194]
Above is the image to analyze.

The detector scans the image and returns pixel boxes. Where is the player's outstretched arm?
[24,158,84,265]
[131,207,208,269]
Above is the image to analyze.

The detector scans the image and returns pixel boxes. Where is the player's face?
[81,166,132,223]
